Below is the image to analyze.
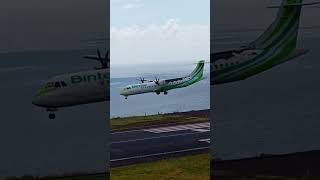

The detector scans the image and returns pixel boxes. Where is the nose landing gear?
[49,113,56,119]
[47,108,58,119]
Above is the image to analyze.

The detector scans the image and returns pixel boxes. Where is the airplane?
[211,0,319,85]
[32,49,109,119]
[120,60,206,99]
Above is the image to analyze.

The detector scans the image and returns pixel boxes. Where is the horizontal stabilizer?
[267,2,320,8]
[283,49,309,62]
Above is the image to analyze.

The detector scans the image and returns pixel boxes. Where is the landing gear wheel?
[47,108,58,119]
[156,92,160,95]
[164,91,168,95]
[125,96,128,99]
[49,113,56,119]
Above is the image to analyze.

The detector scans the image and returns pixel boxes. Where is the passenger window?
[55,82,61,88]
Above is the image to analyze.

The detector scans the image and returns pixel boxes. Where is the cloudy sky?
[110,0,210,66]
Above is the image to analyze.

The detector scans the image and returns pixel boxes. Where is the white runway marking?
[111,131,206,145]
[144,122,210,133]
[192,129,210,132]
[199,138,210,143]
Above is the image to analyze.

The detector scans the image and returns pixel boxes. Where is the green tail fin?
[248,0,303,49]
[190,60,205,78]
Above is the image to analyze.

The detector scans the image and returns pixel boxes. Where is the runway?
[110,122,210,167]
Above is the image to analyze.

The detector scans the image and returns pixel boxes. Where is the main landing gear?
[47,108,58,119]
[125,96,128,99]
[49,113,56,119]
[156,91,168,95]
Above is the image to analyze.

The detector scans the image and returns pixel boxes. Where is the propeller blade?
[84,49,109,69]
[97,49,102,60]
[137,77,146,83]
[105,51,109,61]
[155,76,160,85]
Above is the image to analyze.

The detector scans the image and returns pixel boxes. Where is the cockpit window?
[45,81,67,89]
[45,82,54,88]
[126,87,131,90]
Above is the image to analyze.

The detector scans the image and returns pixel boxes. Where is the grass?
[111,153,210,180]
[215,175,320,180]
[111,114,208,131]
[214,171,320,180]
[42,174,106,180]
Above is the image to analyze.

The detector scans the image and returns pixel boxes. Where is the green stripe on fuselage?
[158,61,204,92]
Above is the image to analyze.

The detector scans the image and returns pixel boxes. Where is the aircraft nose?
[32,88,50,107]
[32,96,44,107]
[120,88,126,96]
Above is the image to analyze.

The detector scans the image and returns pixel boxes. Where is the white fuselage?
[120,81,162,96]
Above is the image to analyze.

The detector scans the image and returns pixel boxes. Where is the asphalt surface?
[110,122,210,167]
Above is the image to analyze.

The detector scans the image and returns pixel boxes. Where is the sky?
[110,0,210,66]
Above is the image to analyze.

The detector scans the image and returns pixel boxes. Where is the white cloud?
[111,0,144,9]
[122,2,144,9]
[111,19,210,65]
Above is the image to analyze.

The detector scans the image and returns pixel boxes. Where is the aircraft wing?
[211,48,308,62]
[83,55,101,61]
[211,48,250,62]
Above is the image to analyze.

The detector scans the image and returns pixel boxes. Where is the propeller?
[84,48,109,69]
[137,77,146,83]
[154,76,160,85]
[97,49,109,68]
